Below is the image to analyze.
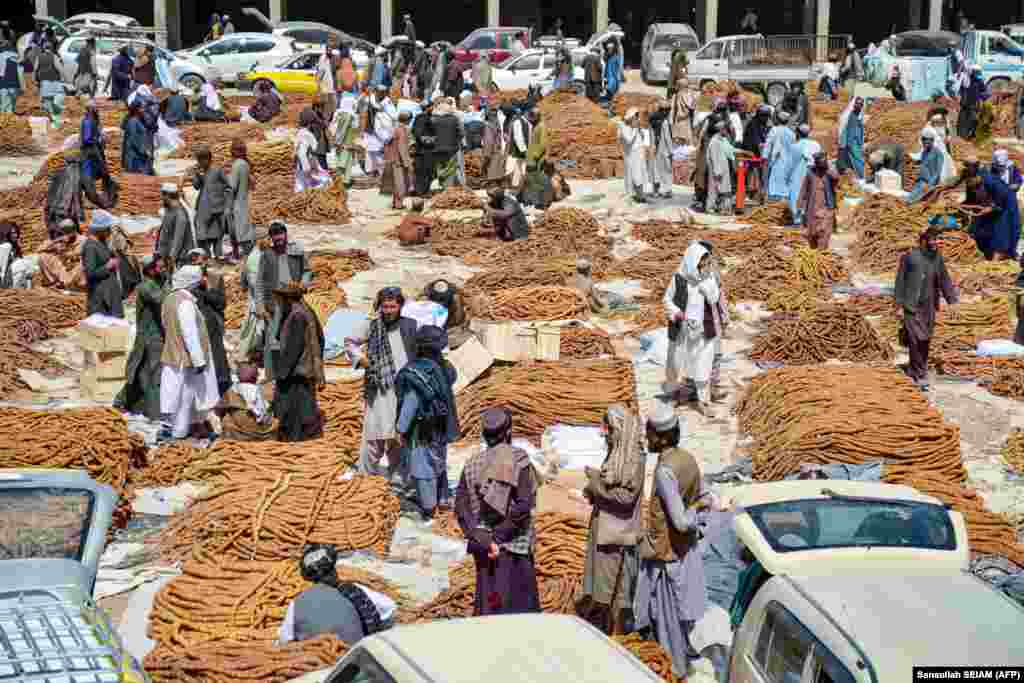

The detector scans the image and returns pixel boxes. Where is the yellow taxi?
[238,49,370,95]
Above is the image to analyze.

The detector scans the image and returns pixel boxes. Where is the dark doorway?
[396,0,484,44]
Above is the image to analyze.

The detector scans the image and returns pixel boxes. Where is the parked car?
[535,35,581,50]
[0,469,151,682]
[723,481,1024,681]
[177,32,297,84]
[452,27,532,67]
[463,49,584,92]
[571,24,626,62]
[238,49,370,94]
[17,14,143,60]
[318,614,663,683]
[961,30,1024,91]
[688,33,851,105]
[1002,23,1024,47]
[641,23,700,84]
[59,35,215,92]
[239,8,379,55]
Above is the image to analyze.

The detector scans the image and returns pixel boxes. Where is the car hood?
[0,560,94,599]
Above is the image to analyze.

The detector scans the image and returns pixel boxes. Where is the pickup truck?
[724,480,1024,682]
[961,30,1024,92]
[0,469,149,681]
[311,614,663,683]
[687,33,851,106]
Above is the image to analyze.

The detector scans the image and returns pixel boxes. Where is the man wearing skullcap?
[191,144,232,259]
[157,183,194,273]
[786,123,821,223]
[648,99,675,199]
[763,109,795,201]
[636,400,723,678]
[82,210,124,318]
[894,228,959,390]
[272,281,326,442]
[423,278,473,348]
[278,543,396,644]
[619,108,652,203]
[706,119,736,214]
[116,255,166,421]
[395,325,459,519]
[455,406,541,615]
[906,130,944,204]
[159,264,220,439]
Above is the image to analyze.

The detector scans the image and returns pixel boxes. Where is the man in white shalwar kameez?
[159,265,220,440]
[619,107,651,203]
[663,242,723,417]
[706,121,736,215]
[364,85,396,176]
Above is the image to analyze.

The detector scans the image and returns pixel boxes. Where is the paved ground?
[4,97,1024,681]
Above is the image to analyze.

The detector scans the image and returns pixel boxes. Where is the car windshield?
[653,34,698,50]
[746,498,957,552]
[0,488,94,561]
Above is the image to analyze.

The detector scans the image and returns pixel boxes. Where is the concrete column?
[815,0,830,62]
[697,0,717,43]
[928,0,942,31]
[593,0,609,33]
[908,0,923,30]
[35,0,68,19]
[381,0,393,41]
[269,0,287,25]
[153,0,181,49]
[488,0,500,27]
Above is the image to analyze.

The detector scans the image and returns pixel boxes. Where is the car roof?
[788,572,1024,675]
[212,32,288,40]
[360,614,663,683]
[730,480,941,509]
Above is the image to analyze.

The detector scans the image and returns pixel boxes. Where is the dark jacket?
[157,204,195,265]
[34,51,61,83]
[110,53,133,100]
[193,166,232,240]
[412,110,436,154]
[432,113,461,154]
[161,94,189,125]
[254,247,311,310]
[82,238,124,318]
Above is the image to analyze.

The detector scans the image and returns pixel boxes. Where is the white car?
[177,32,297,83]
[463,49,584,92]
[17,14,143,60]
[58,36,216,92]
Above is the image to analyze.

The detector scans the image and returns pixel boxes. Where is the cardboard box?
[877,169,902,193]
[83,350,127,380]
[448,336,494,395]
[80,367,122,403]
[78,320,131,353]
[474,322,561,362]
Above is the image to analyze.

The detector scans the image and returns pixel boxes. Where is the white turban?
[172,265,203,291]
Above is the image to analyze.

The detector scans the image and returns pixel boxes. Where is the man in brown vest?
[634,401,721,678]
[272,282,326,442]
[159,265,221,441]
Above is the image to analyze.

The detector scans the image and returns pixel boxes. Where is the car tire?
[178,73,205,92]
[989,77,1013,93]
[571,80,585,95]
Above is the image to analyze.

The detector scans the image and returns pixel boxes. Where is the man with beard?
[191,144,232,259]
[82,210,124,318]
[412,99,437,195]
[115,255,165,420]
[254,222,313,377]
[188,248,231,397]
[648,99,674,199]
[273,282,326,442]
[455,406,541,615]
[156,183,194,273]
[278,544,396,644]
[346,287,418,485]
[395,325,459,520]
[894,227,959,391]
